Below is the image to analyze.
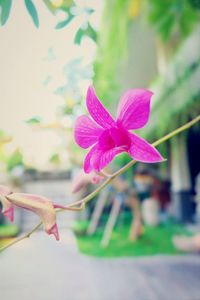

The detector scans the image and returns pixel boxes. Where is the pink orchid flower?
[0,185,14,221]
[71,170,104,193]
[74,86,164,173]
[6,193,59,240]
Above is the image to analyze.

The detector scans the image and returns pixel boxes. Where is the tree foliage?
[0,0,97,43]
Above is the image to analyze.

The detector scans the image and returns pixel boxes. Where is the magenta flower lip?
[74,86,164,173]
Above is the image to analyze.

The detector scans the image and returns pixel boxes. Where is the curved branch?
[0,222,42,252]
[0,115,199,252]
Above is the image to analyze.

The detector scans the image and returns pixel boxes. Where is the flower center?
[98,126,130,151]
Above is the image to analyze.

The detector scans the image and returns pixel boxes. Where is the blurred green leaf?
[74,23,97,45]
[156,13,175,41]
[146,0,199,42]
[55,13,74,29]
[85,7,95,15]
[0,0,12,26]
[43,0,75,14]
[24,0,39,28]
[74,27,84,45]
[7,149,23,172]
[86,23,97,42]
[188,0,200,9]
[50,153,60,164]
[179,4,199,36]
[26,116,41,124]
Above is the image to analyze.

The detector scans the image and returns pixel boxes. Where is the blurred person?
[112,176,143,240]
[151,177,171,224]
[134,169,171,225]
[141,197,160,227]
[113,168,156,240]
[134,168,154,201]
[125,188,143,240]
[133,168,155,230]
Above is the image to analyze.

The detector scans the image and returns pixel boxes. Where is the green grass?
[0,224,19,249]
[74,220,190,257]
[0,224,19,237]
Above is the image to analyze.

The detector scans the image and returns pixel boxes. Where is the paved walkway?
[0,227,200,300]
[1,179,200,300]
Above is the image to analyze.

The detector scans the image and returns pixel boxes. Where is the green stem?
[0,115,199,252]
[0,222,42,252]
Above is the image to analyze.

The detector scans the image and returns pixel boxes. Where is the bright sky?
[0,0,103,169]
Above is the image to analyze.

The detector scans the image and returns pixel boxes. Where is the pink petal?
[6,193,58,240]
[74,115,103,149]
[0,185,14,222]
[117,89,153,130]
[95,148,124,171]
[84,144,99,173]
[128,133,164,163]
[47,223,59,240]
[86,86,115,129]
[85,146,124,172]
[3,206,14,222]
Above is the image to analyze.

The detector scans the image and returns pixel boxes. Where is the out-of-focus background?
[0,1,200,300]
